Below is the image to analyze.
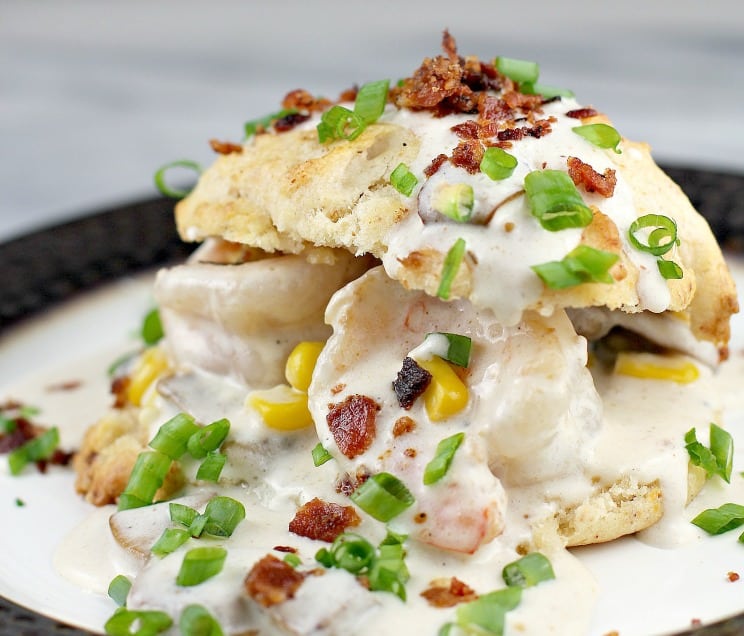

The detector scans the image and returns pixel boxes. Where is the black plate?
[1,168,744,635]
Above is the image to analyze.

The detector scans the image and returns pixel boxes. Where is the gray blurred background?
[2,0,743,243]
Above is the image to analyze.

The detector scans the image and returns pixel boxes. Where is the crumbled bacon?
[0,416,36,453]
[273,545,297,553]
[326,395,379,459]
[110,376,131,409]
[288,497,361,542]
[728,571,740,582]
[393,357,432,410]
[245,555,306,607]
[421,577,478,608]
[335,468,370,496]
[567,156,617,198]
[477,94,513,126]
[451,120,480,140]
[424,153,448,178]
[566,107,599,119]
[281,89,332,113]
[393,416,416,437]
[209,139,243,155]
[337,86,358,103]
[273,112,311,132]
[46,380,82,392]
[450,139,484,174]
[502,90,543,112]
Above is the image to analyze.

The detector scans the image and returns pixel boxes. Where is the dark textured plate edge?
[1,167,744,634]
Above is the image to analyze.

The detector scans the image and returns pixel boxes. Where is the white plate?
[2,264,744,636]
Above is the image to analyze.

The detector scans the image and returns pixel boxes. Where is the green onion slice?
[437,238,467,301]
[8,427,60,476]
[572,123,622,154]
[432,183,475,223]
[244,108,298,137]
[692,503,744,535]
[350,472,415,522]
[154,160,202,199]
[107,575,132,607]
[151,528,190,558]
[519,82,575,98]
[390,163,418,196]
[187,418,230,459]
[425,332,472,367]
[1,414,17,434]
[196,451,226,482]
[502,553,556,588]
[524,170,593,231]
[480,147,518,181]
[628,214,678,256]
[117,450,172,511]
[455,586,523,636]
[495,57,539,84]
[311,443,333,467]
[423,433,465,485]
[176,546,227,587]
[329,533,376,574]
[141,308,164,346]
[353,79,389,124]
[203,496,246,537]
[170,502,199,527]
[685,423,733,483]
[283,553,302,568]
[189,514,209,538]
[104,608,173,636]
[657,258,683,280]
[532,244,619,290]
[317,105,365,143]
[149,413,199,460]
[180,604,225,636]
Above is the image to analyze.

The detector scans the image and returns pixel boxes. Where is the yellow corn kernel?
[614,351,699,384]
[247,385,313,431]
[417,356,469,422]
[285,341,325,391]
[127,347,169,406]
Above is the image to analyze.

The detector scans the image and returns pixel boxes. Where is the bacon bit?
[273,545,297,553]
[337,86,358,103]
[403,448,417,458]
[273,112,311,133]
[451,120,480,140]
[110,376,131,409]
[335,468,370,496]
[478,94,513,126]
[46,380,82,392]
[245,554,306,608]
[0,417,37,453]
[330,383,346,395]
[424,153,448,178]
[327,395,380,459]
[414,512,428,524]
[289,497,361,543]
[209,139,243,155]
[281,89,332,113]
[393,416,417,437]
[728,571,740,582]
[566,107,599,119]
[567,156,617,198]
[502,90,543,113]
[504,222,515,233]
[690,618,702,627]
[421,577,478,608]
[497,127,525,143]
[451,139,484,174]
[393,357,432,410]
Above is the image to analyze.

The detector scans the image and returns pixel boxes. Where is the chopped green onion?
[196,451,226,482]
[423,433,465,485]
[176,546,227,587]
[107,575,132,607]
[117,450,172,511]
[311,443,333,467]
[187,418,230,459]
[179,604,224,636]
[480,147,518,181]
[572,123,622,154]
[151,528,190,557]
[524,170,593,231]
[368,541,410,601]
[19,405,40,418]
[502,553,555,588]
[203,496,246,537]
[350,472,415,522]
[495,57,539,84]
[432,183,475,222]
[390,163,418,196]
[519,82,574,98]
[8,427,60,475]
[328,533,376,574]
[317,105,365,143]
[283,553,302,568]
[455,586,523,636]
[628,214,678,256]
[658,258,683,280]
[170,502,199,527]
[692,503,744,535]
[141,308,164,346]
[107,350,138,378]
[14,498,24,507]
[425,332,472,367]
[0,414,16,434]
[532,244,619,289]
[437,238,467,301]
[353,79,390,124]
[154,160,202,199]
[189,514,209,538]
[244,108,298,138]
[685,423,733,483]
[104,608,173,636]
[149,413,199,460]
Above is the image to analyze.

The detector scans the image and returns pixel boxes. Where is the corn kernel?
[285,341,325,391]
[614,351,699,384]
[247,385,313,431]
[127,347,169,406]
[417,356,469,421]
